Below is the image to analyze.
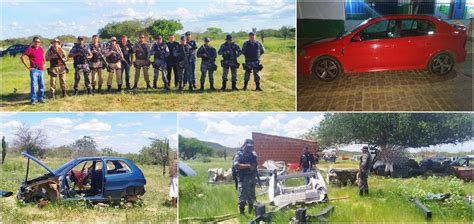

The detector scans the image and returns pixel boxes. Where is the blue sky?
[1,0,295,39]
[179,112,473,152]
[0,112,178,153]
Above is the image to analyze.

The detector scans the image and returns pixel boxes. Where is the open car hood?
[21,152,54,174]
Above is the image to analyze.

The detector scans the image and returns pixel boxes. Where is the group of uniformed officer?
[45,31,265,98]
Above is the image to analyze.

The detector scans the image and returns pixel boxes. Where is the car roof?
[371,14,441,22]
[75,156,131,160]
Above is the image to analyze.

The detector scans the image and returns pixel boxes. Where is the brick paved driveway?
[297,53,473,111]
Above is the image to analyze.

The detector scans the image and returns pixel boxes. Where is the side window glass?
[357,20,389,41]
[106,160,131,175]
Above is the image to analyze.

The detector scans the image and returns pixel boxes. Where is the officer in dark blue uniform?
[218,35,242,91]
[185,31,198,88]
[197,37,217,91]
[233,139,258,215]
[242,32,265,91]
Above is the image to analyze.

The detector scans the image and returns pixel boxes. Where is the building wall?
[252,132,317,167]
[297,1,346,39]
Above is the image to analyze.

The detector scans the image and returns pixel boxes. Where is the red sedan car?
[298,15,467,81]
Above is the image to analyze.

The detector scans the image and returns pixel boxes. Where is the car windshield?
[53,159,79,175]
[337,18,373,39]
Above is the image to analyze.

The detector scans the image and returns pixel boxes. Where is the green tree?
[138,138,171,165]
[146,19,183,39]
[203,27,225,40]
[304,113,473,152]
[179,135,213,160]
[70,136,100,157]
[98,20,145,39]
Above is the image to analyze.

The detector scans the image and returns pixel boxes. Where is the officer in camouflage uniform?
[89,35,105,94]
[174,36,192,91]
[132,34,151,90]
[358,146,372,196]
[196,37,217,91]
[185,31,197,88]
[242,32,265,91]
[150,35,170,90]
[233,139,258,215]
[68,36,93,95]
[218,35,241,91]
[45,38,68,98]
[104,36,124,93]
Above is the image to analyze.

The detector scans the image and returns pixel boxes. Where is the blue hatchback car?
[17,152,146,203]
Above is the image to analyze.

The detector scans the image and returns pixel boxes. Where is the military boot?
[210,81,216,91]
[98,85,103,94]
[118,84,123,94]
[239,206,245,216]
[359,190,364,196]
[193,83,197,88]
[364,189,369,195]
[146,82,151,90]
[50,91,55,100]
[178,82,183,91]
[91,86,95,95]
[133,82,138,90]
[189,84,194,92]
[231,81,239,91]
[248,203,254,214]
[200,82,205,91]
[126,83,131,91]
[87,88,92,95]
[74,89,79,96]
[221,81,226,91]
[255,82,263,91]
[243,81,248,90]
[62,90,68,97]
[107,85,112,93]
[164,82,170,91]
[153,81,157,89]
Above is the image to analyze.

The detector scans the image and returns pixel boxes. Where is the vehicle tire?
[311,56,342,81]
[428,52,454,75]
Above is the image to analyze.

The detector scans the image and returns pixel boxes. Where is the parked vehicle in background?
[449,157,473,181]
[298,15,468,81]
[0,44,29,57]
[17,152,146,203]
[61,43,74,51]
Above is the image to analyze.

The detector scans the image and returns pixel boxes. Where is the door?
[343,19,396,71]
[103,159,133,199]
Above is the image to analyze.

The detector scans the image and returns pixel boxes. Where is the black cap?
[185,31,191,36]
[77,36,84,40]
[243,139,254,148]
[249,32,255,36]
[362,146,369,150]
[204,37,210,42]
[156,35,163,40]
[180,36,186,41]
[225,34,232,40]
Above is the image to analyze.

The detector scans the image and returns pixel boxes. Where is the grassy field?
[0,37,295,111]
[179,157,473,223]
[0,155,176,223]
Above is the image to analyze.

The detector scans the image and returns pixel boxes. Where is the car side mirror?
[352,35,362,42]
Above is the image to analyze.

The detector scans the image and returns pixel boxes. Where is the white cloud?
[196,112,248,123]
[205,120,254,135]
[138,130,158,138]
[180,128,198,138]
[0,120,22,129]
[117,122,142,128]
[282,115,324,137]
[259,114,287,134]
[74,119,112,132]
[38,117,74,128]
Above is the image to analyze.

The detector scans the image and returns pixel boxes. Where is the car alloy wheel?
[313,57,341,81]
[430,53,454,75]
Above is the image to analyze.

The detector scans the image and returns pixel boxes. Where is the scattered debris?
[268,169,327,208]
[414,198,432,219]
[425,192,450,201]
[207,168,233,183]
[179,162,197,176]
[464,195,473,205]
[289,205,335,223]
[327,167,358,186]
[37,198,49,208]
[0,190,13,197]
[258,160,287,186]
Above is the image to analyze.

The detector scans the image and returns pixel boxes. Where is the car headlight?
[298,49,305,57]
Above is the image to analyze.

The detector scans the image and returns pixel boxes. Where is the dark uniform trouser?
[167,62,178,86]
[189,60,196,85]
[200,61,214,84]
[237,176,256,208]
[73,64,91,90]
[177,62,189,83]
[153,65,169,85]
[222,65,238,82]
[244,61,260,82]
[121,61,131,86]
[358,171,368,191]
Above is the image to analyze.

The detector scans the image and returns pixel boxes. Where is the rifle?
[91,44,110,72]
[200,45,217,71]
[50,47,69,73]
[76,44,91,67]
[228,43,240,68]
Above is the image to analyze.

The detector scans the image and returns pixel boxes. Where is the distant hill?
[201,140,239,155]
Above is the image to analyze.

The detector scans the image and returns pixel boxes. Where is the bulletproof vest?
[120,43,132,62]
[301,154,309,167]
[153,44,166,60]
[188,40,197,54]
[222,43,237,61]
[136,43,149,60]
[200,46,213,61]
[73,44,88,65]
[244,41,261,61]
[49,48,63,67]
[90,43,101,62]
[238,150,258,176]
[106,45,121,63]
[167,42,179,61]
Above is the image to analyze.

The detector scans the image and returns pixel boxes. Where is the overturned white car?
[268,169,328,207]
